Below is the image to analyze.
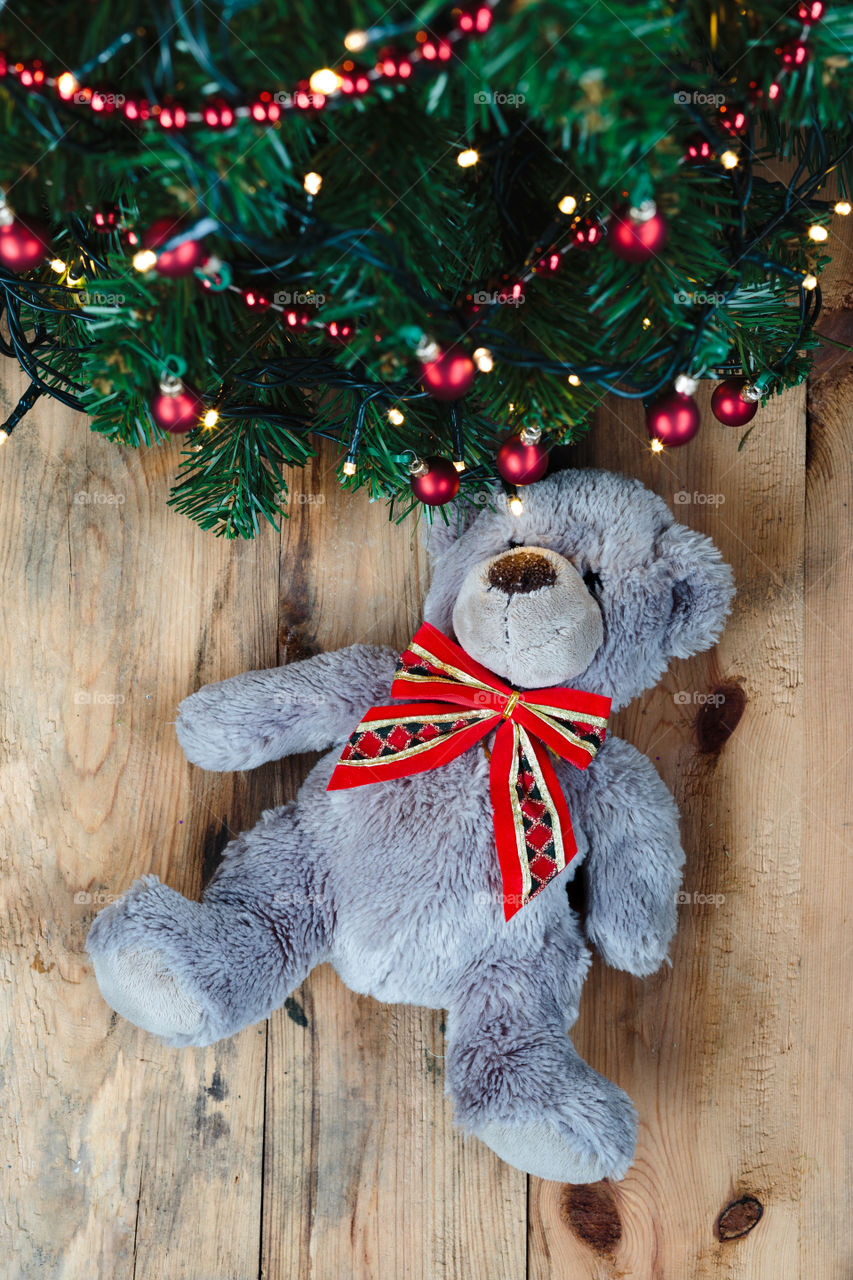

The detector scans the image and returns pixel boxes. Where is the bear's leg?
[86,804,330,1047]
[445,940,637,1183]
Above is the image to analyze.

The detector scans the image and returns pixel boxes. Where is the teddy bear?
[87,467,734,1184]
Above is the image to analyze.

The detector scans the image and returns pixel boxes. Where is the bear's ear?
[420,496,484,562]
[658,521,735,659]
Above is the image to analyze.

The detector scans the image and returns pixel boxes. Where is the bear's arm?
[175,644,398,771]
[560,735,685,977]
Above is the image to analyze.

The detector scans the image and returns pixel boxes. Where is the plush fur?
[87,467,734,1184]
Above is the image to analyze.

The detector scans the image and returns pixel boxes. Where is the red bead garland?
[142,217,207,277]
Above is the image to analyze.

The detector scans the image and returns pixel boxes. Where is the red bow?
[327,623,611,920]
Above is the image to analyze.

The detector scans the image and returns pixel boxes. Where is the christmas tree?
[0,0,850,536]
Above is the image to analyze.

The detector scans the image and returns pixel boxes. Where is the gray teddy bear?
[87,467,734,1184]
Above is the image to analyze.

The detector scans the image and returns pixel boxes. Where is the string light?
[808,223,829,242]
[0,429,8,446]
[344,30,369,52]
[834,200,852,215]
[56,71,78,99]
[387,407,405,425]
[303,172,323,195]
[202,408,220,428]
[132,249,158,271]
[453,459,466,472]
[309,69,342,95]
[568,374,581,386]
[472,347,493,372]
[508,494,524,516]
[642,316,652,329]
[457,149,479,168]
[558,195,578,215]
[650,438,664,453]
[720,149,739,169]
[49,258,67,273]
[802,273,818,289]
[342,459,357,476]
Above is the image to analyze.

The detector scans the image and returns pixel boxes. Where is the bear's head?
[422,468,734,710]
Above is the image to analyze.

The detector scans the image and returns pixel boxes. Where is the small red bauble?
[421,347,476,401]
[410,456,460,506]
[496,426,549,484]
[646,392,701,447]
[797,0,825,21]
[685,134,714,162]
[0,217,49,271]
[777,38,811,67]
[150,379,204,433]
[608,207,668,263]
[710,378,758,426]
[571,219,603,248]
[142,217,206,277]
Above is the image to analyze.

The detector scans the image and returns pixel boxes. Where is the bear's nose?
[487,550,557,596]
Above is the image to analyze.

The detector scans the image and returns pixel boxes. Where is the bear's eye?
[583,569,602,598]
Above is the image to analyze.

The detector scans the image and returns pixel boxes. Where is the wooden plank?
[801,218,853,1275]
[0,375,277,1279]
[528,387,806,1277]
[263,444,528,1280]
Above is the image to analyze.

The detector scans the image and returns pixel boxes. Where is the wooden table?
[2,254,852,1277]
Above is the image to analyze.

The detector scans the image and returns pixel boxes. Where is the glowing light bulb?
[50,258,67,273]
[558,195,578,215]
[802,273,818,290]
[133,249,158,272]
[203,409,220,428]
[342,459,357,476]
[56,71,78,100]
[720,149,739,169]
[568,374,581,386]
[509,495,524,516]
[834,201,852,216]
[457,149,479,168]
[808,224,829,242]
[473,346,493,372]
[0,429,8,446]
[642,316,652,329]
[387,407,405,425]
[453,459,466,472]
[309,68,342,95]
[303,172,323,196]
[650,438,664,454]
[344,30,368,52]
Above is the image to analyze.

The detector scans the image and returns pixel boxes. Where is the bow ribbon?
[327,623,611,920]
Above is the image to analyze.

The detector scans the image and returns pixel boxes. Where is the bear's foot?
[470,1071,637,1183]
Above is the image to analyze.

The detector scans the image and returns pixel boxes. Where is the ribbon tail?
[489,723,579,922]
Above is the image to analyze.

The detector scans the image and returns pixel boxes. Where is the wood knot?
[716,1195,763,1240]
[560,1182,621,1254]
[696,683,747,754]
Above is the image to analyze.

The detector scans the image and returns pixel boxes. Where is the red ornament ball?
[685,134,714,162]
[646,392,701,447]
[142,217,206,277]
[496,431,549,484]
[710,378,758,426]
[777,38,811,67]
[0,217,49,271]
[150,381,205,433]
[797,0,825,21]
[410,456,460,506]
[421,347,476,401]
[608,209,668,263]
